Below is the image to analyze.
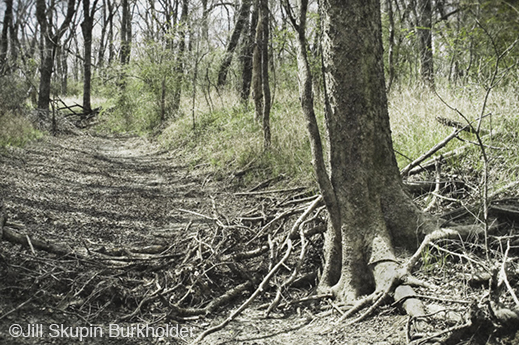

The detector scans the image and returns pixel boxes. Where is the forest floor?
[0,132,518,345]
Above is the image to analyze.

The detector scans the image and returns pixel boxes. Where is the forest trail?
[0,134,216,251]
[0,134,405,345]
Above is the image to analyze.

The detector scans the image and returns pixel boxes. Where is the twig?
[178,208,216,221]
[234,187,305,196]
[499,241,519,308]
[190,240,294,344]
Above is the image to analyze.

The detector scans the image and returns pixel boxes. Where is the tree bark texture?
[259,0,270,149]
[252,0,262,122]
[240,1,258,103]
[81,0,98,114]
[120,0,131,64]
[171,0,189,115]
[0,0,14,72]
[36,0,76,111]
[217,0,251,88]
[319,0,430,300]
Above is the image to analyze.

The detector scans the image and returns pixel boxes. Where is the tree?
[35,0,76,111]
[252,0,271,149]
[417,0,434,87]
[120,0,131,64]
[0,0,14,73]
[216,0,251,88]
[239,0,258,103]
[81,0,99,114]
[288,0,438,302]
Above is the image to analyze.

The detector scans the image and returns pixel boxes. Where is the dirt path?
[0,134,407,345]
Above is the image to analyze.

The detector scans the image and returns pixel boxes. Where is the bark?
[282,0,343,287]
[417,0,434,88]
[120,0,131,64]
[81,0,98,114]
[0,0,13,72]
[98,0,116,67]
[251,0,262,122]
[36,0,76,111]
[386,0,396,92]
[217,0,251,88]
[239,1,257,103]
[259,0,270,149]
[318,0,431,300]
[171,0,188,115]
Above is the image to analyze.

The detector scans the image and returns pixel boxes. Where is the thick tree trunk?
[217,0,251,88]
[318,0,429,300]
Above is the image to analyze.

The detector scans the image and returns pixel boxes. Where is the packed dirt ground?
[1,132,519,344]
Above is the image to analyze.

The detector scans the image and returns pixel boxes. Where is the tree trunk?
[81,0,98,114]
[386,0,396,92]
[316,0,432,300]
[0,0,13,72]
[171,0,188,115]
[251,0,262,123]
[120,0,131,65]
[240,1,258,103]
[417,0,434,88]
[217,0,251,88]
[259,0,270,149]
[35,0,76,111]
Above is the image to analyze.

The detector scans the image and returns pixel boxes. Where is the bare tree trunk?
[417,0,434,88]
[120,0,131,64]
[252,0,262,123]
[217,0,251,88]
[0,0,13,73]
[81,0,98,114]
[36,0,76,111]
[240,1,258,103]
[98,0,116,67]
[386,0,396,92]
[314,0,431,300]
[171,0,188,115]
[259,0,270,149]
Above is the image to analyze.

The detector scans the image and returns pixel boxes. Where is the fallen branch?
[190,240,294,344]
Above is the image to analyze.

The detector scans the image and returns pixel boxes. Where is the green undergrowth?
[390,84,519,196]
[0,76,42,148]
[158,91,317,186]
[98,80,519,193]
[0,111,42,148]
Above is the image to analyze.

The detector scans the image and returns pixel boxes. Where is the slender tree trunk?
[36,0,76,111]
[259,0,270,149]
[217,0,251,88]
[417,0,434,88]
[120,0,131,64]
[0,0,13,72]
[81,0,98,114]
[241,1,258,103]
[171,0,188,115]
[251,0,262,122]
[386,0,396,92]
